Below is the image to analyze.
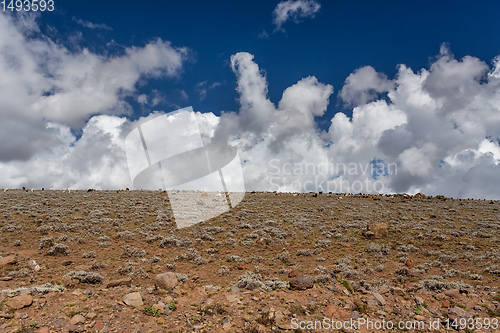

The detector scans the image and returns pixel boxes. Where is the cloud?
[1,12,499,200]
[273,0,321,31]
[339,66,394,106]
[195,81,222,101]
[73,18,112,30]
[0,13,188,165]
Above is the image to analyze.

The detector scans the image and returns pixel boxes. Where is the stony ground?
[0,190,500,332]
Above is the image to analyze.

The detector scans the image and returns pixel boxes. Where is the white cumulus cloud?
[273,0,321,31]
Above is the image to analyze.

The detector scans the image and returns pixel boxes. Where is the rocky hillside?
[0,190,499,332]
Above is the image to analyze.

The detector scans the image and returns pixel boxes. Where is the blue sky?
[40,0,500,122]
[1,0,500,198]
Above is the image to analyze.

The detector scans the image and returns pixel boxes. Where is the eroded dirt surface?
[0,190,500,332]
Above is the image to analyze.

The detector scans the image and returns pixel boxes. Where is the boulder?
[154,272,178,291]
[367,223,388,238]
[122,292,143,307]
[7,295,33,310]
[289,277,313,290]
[70,314,85,325]
[448,306,474,321]
[106,277,132,288]
[0,255,17,266]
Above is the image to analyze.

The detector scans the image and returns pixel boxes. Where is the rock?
[372,292,386,306]
[278,322,293,330]
[154,272,178,291]
[288,270,300,278]
[237,262,248,270]
[70,314,85,325]
[351,311,359,319]
[367,223,388,238]
[0,312,14,319]
[28,259,40,271]
[106,277,132,288]
[0,276,13,281]
[68,324,80,333]
[392,287,405,296]
[0,255,17,266]
[37,327,50,333]
[122,292,143,307]
[414,314,426,321]
[448,306,474,321]
[230,285,239,294]
[86,312,97,319]
[63,276,80,288]
[7,295,33,310]
[290,277,313,290]
[225,294,240,304]
[444,289,461,299]
[405,258,413,268]
[152,302,166,313]
[222,322,232,330]
[363,230,376,238]
[275,310,284,323]
[414,296,424,305]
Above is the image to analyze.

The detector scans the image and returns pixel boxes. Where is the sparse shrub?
[39,237,54,250]
[123,245,146,258]
[46,243,71,256]
[237,272,267,290]
[82,251,96,258]
[65,271,103,284]
[227,255,246,263]
[218,266,230,276]
[297,249,314,257]
[116,230,135,240]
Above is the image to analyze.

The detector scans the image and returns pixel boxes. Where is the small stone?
[405,258,413,268]
[154,272,178,291]
[393,287,405,296]
[288,270,300,278]
[122,292,143,307]
[86,312,97,319]
[20,313,28,319]
[106,277,132,288]
[152,302,166,313]
[0,255,17,266]
[230,285,239,294]
[0,312,13,319]
[444,289,461,299]
[37,327,50,333]
[7,295,33,310]
[237,262,248,270]
[367,223,388,238]
[448,306,473,321]
[414,296,424,305]
[70,314,85,325]
[68,324,80,333]
[351,311,359,319]
[63,276,80,288]
[289,277,314,290]
[28,259,40,271]
[372,292,386,306]
[414,315,426,321]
